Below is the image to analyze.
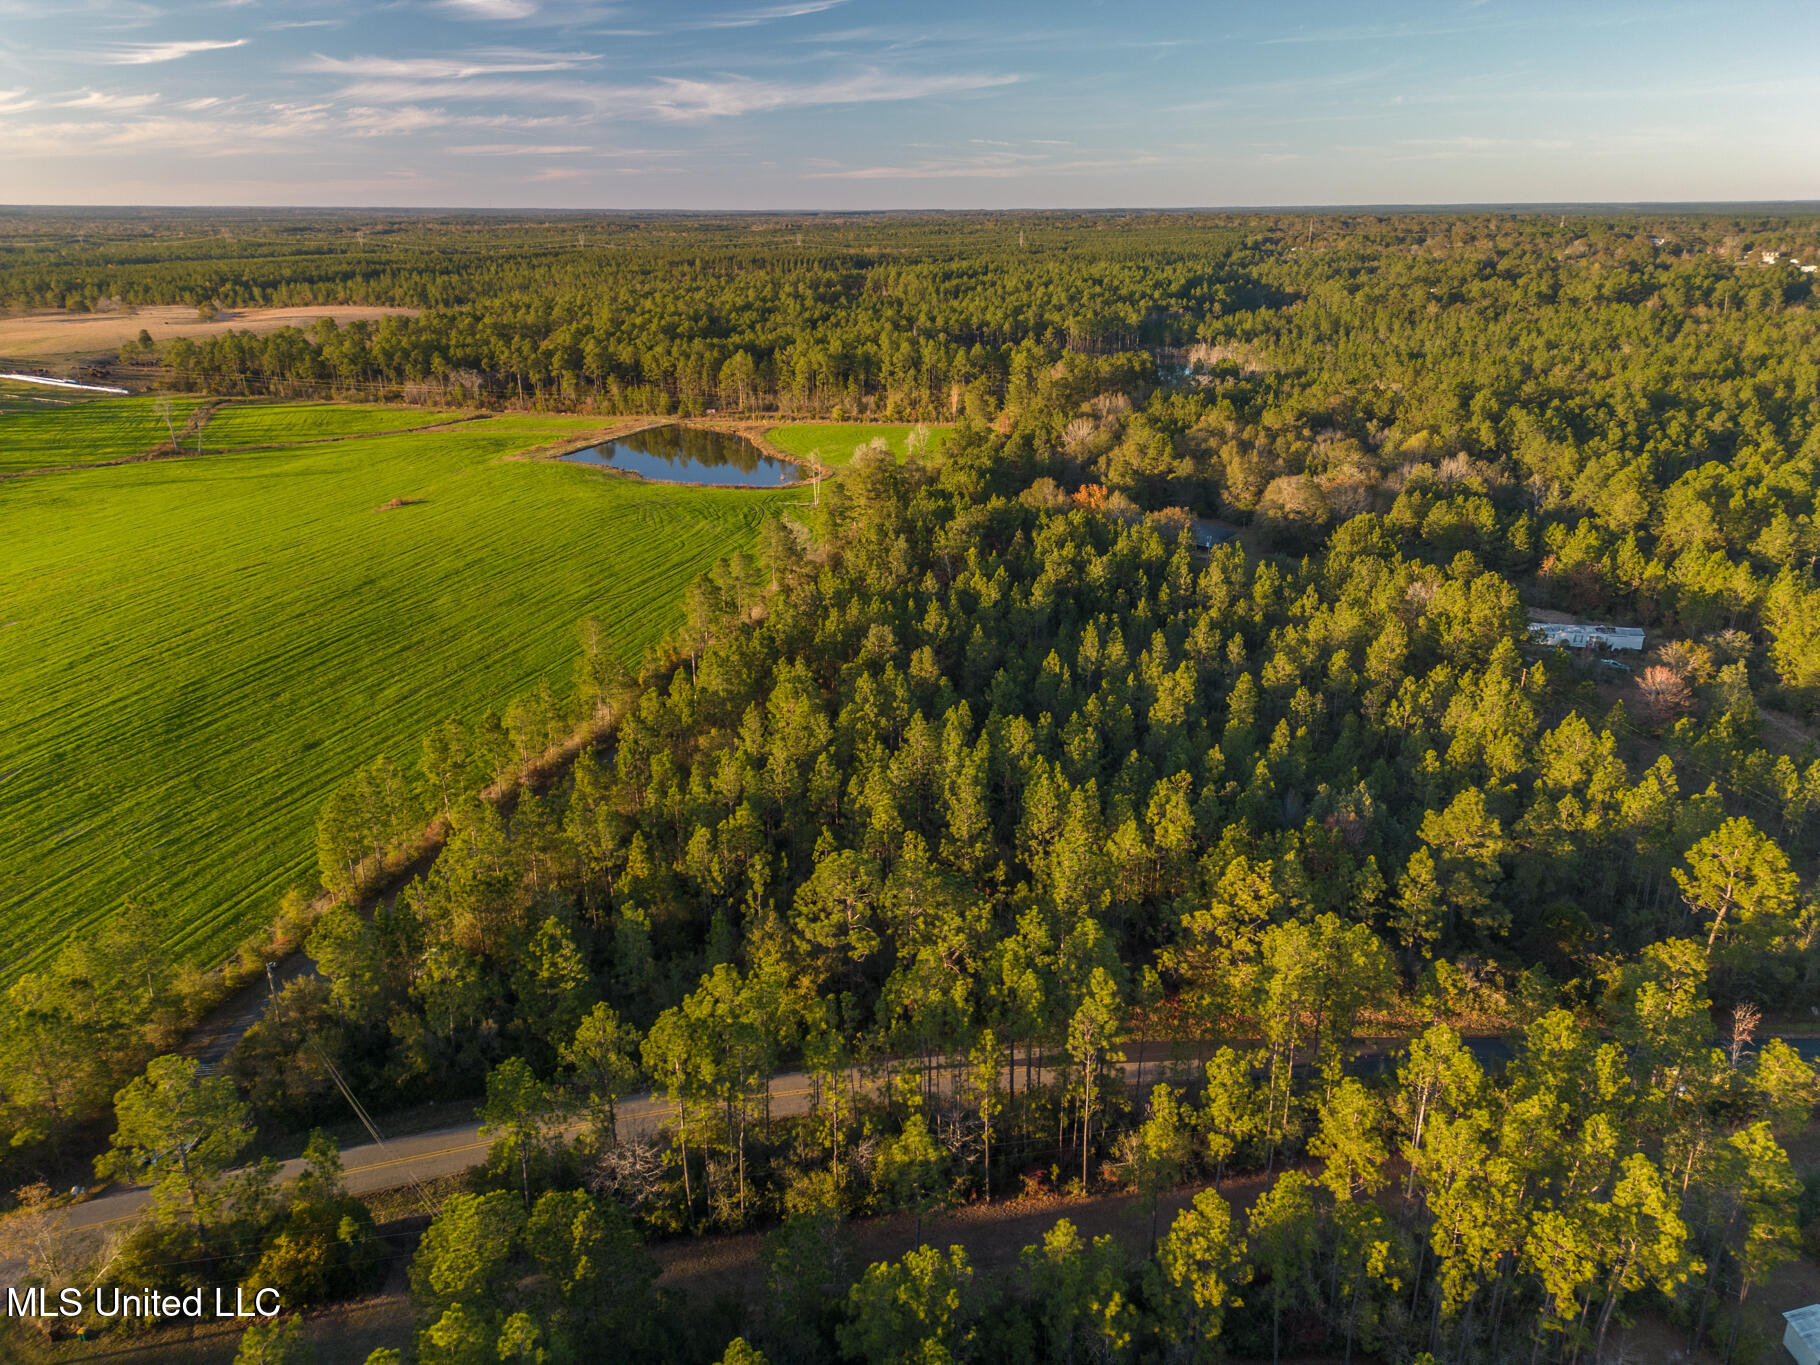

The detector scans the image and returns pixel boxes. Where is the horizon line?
[3,199,1820,217]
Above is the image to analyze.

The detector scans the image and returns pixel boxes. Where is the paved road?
[41,1051,1167,1241]
[38,1035,1820,1243]
[45,1075,821,1238]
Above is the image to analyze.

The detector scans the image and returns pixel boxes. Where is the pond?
[561,425,799,486]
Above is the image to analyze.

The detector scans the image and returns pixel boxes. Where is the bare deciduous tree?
[1638,664,1693,726]
[1062,416,1098,451]
[1729,1001,1762,1066]
[587,1136,666,1213]
[0,1182,100,1332]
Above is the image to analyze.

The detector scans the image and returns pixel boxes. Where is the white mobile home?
[1527,620,1645,652]
[1785,1304,1820,1365]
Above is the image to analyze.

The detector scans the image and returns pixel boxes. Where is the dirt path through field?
[0,305,419,359]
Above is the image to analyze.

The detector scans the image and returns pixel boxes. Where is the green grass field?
[0,400,783,970]
[0,379,88,416]
[764,422,951,467]
[200,402,469,447]
[0,391,205,473]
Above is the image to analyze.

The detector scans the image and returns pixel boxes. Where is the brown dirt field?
[0,306,419,360]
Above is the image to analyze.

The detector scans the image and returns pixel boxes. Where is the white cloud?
[3,112,313,156]
[448,142,592,154]
[331,76,600,107]
[808,145,1162,180]
[99,38,248,65]
[306,50,599,80]
[323,67,1019,122]
[641,69,1019,121]
[55,89,161,109]
[0,87,38,113]
[440,0,539,19]
[341,104,457,136]
[691,0,850,29]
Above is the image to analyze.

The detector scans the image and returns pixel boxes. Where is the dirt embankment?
[0,305,420,360]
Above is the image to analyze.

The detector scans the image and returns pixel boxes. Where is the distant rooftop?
[1189,518,1238,550]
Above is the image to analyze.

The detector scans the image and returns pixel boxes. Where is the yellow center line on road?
[62,1209,143,1231]
[346,1137,494,1175]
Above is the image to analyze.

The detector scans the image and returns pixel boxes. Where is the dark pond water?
[561,425,797,486]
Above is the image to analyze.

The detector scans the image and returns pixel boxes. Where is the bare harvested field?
[0,305,419,358]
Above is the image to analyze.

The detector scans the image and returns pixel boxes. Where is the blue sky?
[1,0,1816,208]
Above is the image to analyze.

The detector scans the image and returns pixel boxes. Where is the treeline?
[140,318,1171,430]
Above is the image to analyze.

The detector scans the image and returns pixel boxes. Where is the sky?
[1,0,1817,209]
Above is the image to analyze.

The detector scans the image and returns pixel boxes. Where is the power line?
[266,965,442,1222]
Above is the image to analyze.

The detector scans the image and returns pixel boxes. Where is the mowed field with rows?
[0,397,792,972]
[0,383,207,473]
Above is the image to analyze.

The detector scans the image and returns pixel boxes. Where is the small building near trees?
[1189,518,1238,551]
[1527,619,1644,652]
[1784,1303,1820,1365]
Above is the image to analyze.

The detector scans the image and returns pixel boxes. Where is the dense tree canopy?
[3,208,1819,1363]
